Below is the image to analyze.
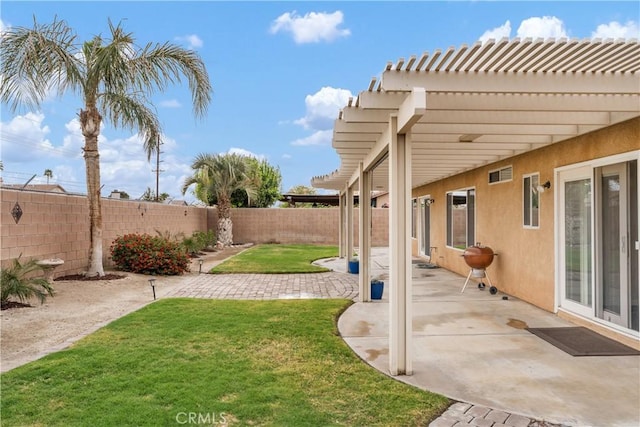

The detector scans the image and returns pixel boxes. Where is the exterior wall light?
[537,180,552,193]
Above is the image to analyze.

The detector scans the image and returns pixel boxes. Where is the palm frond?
[98,92,161,160]
[182,153,258,206]
[128,42,212,118]
[0,16,83,112]
[1,257,55,305]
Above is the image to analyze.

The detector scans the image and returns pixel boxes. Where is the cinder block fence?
[0,188,388,276]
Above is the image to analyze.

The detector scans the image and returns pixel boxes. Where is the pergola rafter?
[312,38,640,192]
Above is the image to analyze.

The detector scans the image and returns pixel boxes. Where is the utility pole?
[152,135,164,202]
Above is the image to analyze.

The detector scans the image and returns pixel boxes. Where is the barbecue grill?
[461,243,498,294]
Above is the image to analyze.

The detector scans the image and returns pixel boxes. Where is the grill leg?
[484,270,494,287]
[461,269,473,293]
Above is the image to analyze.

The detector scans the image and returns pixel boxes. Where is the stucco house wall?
[412,117,639,312]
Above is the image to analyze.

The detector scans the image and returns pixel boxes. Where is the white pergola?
[311,38,640,376]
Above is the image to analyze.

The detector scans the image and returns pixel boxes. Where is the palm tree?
[44,168,53,184]
[1,17,212,276]
[182,153,255,246]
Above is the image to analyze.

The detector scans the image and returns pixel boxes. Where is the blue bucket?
[348,260,359,274]
[371,280,384,299]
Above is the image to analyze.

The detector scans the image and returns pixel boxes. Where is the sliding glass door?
[559,159,639,332]
[560,168,593,315]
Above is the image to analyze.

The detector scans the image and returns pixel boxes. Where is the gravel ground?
[0,245,249,373]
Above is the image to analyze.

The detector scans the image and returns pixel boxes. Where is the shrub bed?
[110,234,190,275]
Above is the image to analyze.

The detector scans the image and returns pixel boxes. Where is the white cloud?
[516,16,568,39]
[29,164,82,187]
[98,133,192,199]
[60,118,87,159]
[479,20,511,43]
[226,147,266,160]
[175,34,203,49]
[270,11,351,44]
[0,110,194,200]
[160,99,182,108]
[0,18,9,34]
[479,16,568,43]
[592,21,640,39]
[291,129,332,146]
[295,86,352,131]
[0,112,56,162]
[282,153,292,159]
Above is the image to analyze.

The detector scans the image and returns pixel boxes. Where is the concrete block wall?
[1,189,389,276]
[208,207,389,246]
[1,189,207,276]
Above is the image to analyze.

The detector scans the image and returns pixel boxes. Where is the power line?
[0,133,83,158]
[1,170,85,188]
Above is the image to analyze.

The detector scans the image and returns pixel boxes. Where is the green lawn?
[210,244,338,274]
[1,299,450,426]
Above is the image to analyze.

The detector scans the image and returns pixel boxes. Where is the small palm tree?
[1,257,55,307]
[182,153,256,246]
[1,17,212,277]
[44,169,53,184]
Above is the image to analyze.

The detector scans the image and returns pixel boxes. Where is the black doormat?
[526,326,640,356]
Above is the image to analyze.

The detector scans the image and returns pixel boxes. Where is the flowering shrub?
[110,233,190,275]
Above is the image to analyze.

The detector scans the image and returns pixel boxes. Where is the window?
[411,199,417,238]
[446,188,475,249]
[489,166,513,184]
[523,173,540,227]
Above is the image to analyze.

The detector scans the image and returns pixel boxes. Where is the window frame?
[446,187,476,250]
[411,198,418,238]
[523,172,540,229]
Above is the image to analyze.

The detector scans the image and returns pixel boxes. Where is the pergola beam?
[380,69,638,93]
[398,87,427,133]
[355,91,640,113]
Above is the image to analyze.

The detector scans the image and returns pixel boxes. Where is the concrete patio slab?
[334,248,640,427]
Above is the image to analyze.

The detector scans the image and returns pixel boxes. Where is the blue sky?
[1,1,638,203]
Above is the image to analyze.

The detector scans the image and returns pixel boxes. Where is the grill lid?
[462,243,495,269]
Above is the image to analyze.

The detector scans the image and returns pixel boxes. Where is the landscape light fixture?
[199,259,203,274]
[149,278,156,300]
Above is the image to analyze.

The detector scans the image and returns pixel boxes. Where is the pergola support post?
[358,162,372,302]
[389,115,413,376]
[346,182,354,271]
[338,192,345,258]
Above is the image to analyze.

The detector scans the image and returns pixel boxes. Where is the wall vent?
[489,166,513,184]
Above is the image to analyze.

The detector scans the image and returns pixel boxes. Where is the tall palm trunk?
[81,107,105,277]
[217,194,233,246]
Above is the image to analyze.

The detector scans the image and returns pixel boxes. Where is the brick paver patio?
[167,272,359,300]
